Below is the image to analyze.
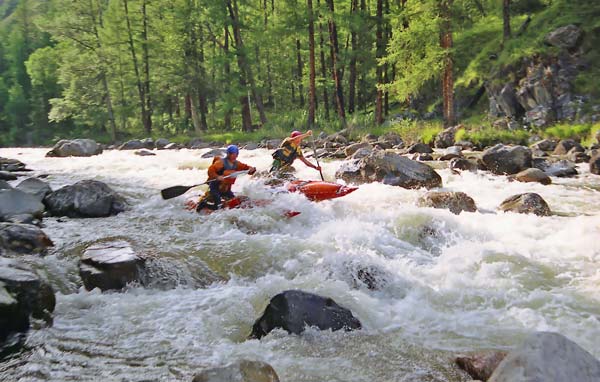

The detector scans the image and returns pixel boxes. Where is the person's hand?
[216,175,225,181]
[314,165,321,171]
[306,130,313,136]
[248,167,257,175]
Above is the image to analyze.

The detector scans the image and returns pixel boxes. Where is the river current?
[0,147,599,382]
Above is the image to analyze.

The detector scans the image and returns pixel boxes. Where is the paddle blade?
[161,185,194,200]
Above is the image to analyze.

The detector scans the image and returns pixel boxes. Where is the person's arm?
[299,156,321,171]
[207,159,224,180]
[236,161,257,175]
[295,130,313,142]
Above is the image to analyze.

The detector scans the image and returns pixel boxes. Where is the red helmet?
[291,131,302,138]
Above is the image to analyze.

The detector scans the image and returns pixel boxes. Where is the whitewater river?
[1,147,599,382]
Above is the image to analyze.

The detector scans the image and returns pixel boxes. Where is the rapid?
[1,147,599,382]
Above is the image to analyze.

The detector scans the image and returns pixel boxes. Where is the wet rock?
[553,139,584,155]
[418,191,477,215]
[590,154,600,175]
[250,290,361,339]
[0,180,12,190]
[0,223,53,255]
[45,139,102,157]
[534,159,578,177]
[530,139,557,152]
[164,142,182,150]
[336,151,442,189]
[450,157,478,172]
[569,150,590,163]
[244,142,259,150]
[350,147,373,160]
[456,351,508,382]
[455,140,474,150]
[201,149,226,159]
[345,142,372,157]
[0,171,17,181]
[510,168,551,185]
[434,125,460,149]
[438,146,463,161]
[482,144,532,175]
[407,143,433,154]
[15,178,52,202]
[412,153,434,161]
[188,139,211,150]
[192,360,280,382]
[0,157,27,172]
[0,189,45,221]
[155,138,170,149]
[545,25,583,50]
[489,332,600,382]
[134,149,156,157]
[44,180,127,218]
[262,139,282,149]
[140,138,154,149]
[119,140,144,150]
[79,240,145,291]
[499,193,551,216]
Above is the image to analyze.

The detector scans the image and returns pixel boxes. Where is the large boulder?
[155,138,170,150]
[591,154,600,175]
[192,360,280,382]
[335,151,442,189]
[79,240,145,291]
[44,180,127,218]
[499,193,551,216]
[456,351,508,382]
[0,171,17,181]
[450,157,478,172]
[140,138,154,149]
[15,178,52,202]
[530,139,557,152]
[434,125,460,149]
[482,144,532,175]
[407,143,433,154]
[0,189,45,221]
[533,158,578,177]
[344,142,372,157]
[0,223,53,255]
[489,332,600,382]
[0,157,27,172]
[438,146,463,161]
[417,191,477,215]
[250,290,362,339]
[46,139,102,158]
[119,140,144,150]
[545,25,584,50]
[496,83,524,118]
[553,139,584,155]
[510,168,551,185]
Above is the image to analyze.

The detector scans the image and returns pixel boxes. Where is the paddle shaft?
[161,170,249,200]
[311,134,325,181]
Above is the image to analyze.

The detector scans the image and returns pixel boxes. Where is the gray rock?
[244,142,259,150]
[489,332,600,382]
[456,351,508,382]
[15,178,52,202]
[0,171,17,181]
[450,157,478,172]
[438,146,463,161]
[511,168,552,185]
[250,290,361,339]
[119,140,144,150]
[46,139,102,157]
[134,149,156,157]
[482,144,532,175]
[0,223,53,255]
[455,140,474,150]
[499,193,551,216]
[407,143,433,154]
[418,191,477,215]
[361,133,379,143]
[350,147,373,160]
[345,142,372,157]
[545,25,584,49]
[412,153,434,161]
[530,139,558,152]
[378,132,404,147]
[164,142,182,150]
[0,189,45,221]
[263,139,283,149]
[534,159,578,177]
[155,138,170,149]
[590,154,600,175]
[525,105,553,127]
[192,360,280,382]
[0,180,12,190]
[434,125,460,149]
[79,240,145,291]
[569,150,590,163]
[201,149,226,159]
[0,157,27,172]
[553,139,584,155]
[140,138,154,149]
[44,180,127,218]
[497,84,523,118]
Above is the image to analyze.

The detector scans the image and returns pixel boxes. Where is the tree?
[325,0,345,121]
[440,0,455,127]
[503,0,511,41]
[307,0,316,127]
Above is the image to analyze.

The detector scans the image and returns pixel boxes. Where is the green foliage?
[543,123,598,146]
[459,127,531,147]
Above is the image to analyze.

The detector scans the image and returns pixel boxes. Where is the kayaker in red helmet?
[197,145,256,211]
[270,130,322,173]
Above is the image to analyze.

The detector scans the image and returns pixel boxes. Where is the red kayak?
[286,180,358,201]
[186,196,300,218]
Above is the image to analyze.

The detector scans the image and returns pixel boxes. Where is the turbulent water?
[1,147,599,382]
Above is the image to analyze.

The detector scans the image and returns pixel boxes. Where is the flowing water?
[1,147,599,382]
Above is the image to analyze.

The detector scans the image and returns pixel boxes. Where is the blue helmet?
[226,145,239,155]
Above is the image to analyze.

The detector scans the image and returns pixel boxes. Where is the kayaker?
[270,130,322,173]
[199,145,256,211]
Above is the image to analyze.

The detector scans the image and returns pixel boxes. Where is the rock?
[164,142,182,150]
[497,84,524,118]
[201,148,226,159]
[553,139,584,155]
[345,142,372,157]
[0,157,27,172]
[531,148,548,157]
[0,171,17,181]
[0,180,12,190]
[450,157,478,172]
[250,290,362,339]
[545,25,584,50]
[489,332,600,382]
[438,146,463,161]
[44,180,127,218]
[0,223,53,255]
[418,191,477,215]
[378,132,404,147]
[0,189,45,221]
[362,133,379,143]
[140,138,154,149]
[569,150,590,163]
[456,351,508,382]
[15,178,52,202]
[263,139,282,149]
[350,147,373,160]
[188,139,211,150]
[530,139,557,152]
[455,140,474,150]
[534,159,578,177]
[434,125,460,149]
[412,153,434,161]
[336,151,442,189]
[353,265,388,291]
[79,240,145,291]
[244,142,259,150]
[499,193,551,216]
[326,133,348,145]
[134,149,156,157]
[482,144,532,175]
[192,360,280,382]
[511,168,551,185]
[45,139,102,157]
[407,143,433,154]
[155,138,170,149]
[525,105,553,127]
[590,154,600,175]
[119,140,144,150]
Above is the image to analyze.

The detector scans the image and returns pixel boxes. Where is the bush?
[544,123,598,147]
[459,127,531,148]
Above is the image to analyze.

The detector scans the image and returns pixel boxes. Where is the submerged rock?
[418,191,477,215]
[533,159,578,177]
[192,360,280,382]
[456,351,508,382]
[0,157,28,172]
[449,157,478,172]
[15,178,52,202]
[489,332,600,382]
[0,223,53,255]
[250,290,362,339]
[499,193,551,216]
[482,144,532,175]
[0,189,45,221]
[510,168,551,185]
[134,149,156,157]
[44,180,127,218]
[46,139,102,157]
[590,154,600,175]
[79,240,145,291]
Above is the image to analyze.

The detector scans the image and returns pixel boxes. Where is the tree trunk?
[440,0,455,127]
[141,0,152,134]
[374,0,384,125]
[503,0,511,41]
[307,0,317,127]
[348,0,358,114]
[296,39,305,107]
[223,27,232,130]
[318,0,330,118]
[325,0,345,121]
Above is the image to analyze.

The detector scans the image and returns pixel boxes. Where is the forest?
[0,0,598,146]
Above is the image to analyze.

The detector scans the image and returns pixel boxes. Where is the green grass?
[543,122,599,146]
[456,126,531,147]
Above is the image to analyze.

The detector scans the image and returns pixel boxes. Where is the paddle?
[311,133,325,181]
[161,170,249,200]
